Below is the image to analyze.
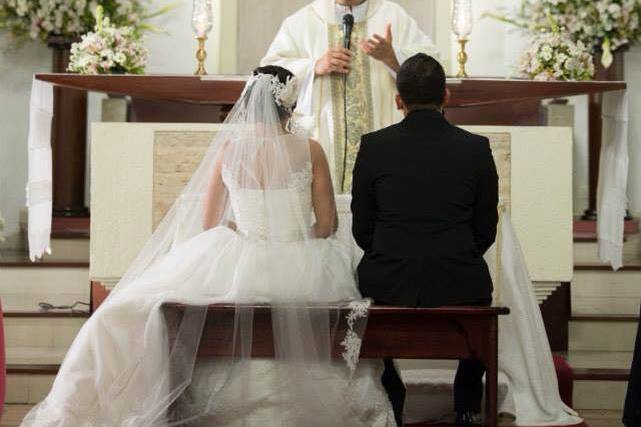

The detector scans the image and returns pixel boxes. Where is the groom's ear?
[395,94,405,112]
[443,88,451,107]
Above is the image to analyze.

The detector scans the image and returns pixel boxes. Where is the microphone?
[342,13,354,49]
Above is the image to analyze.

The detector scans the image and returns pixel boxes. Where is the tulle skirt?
[20,226,395,427]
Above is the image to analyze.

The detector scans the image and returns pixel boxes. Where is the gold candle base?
[456,38,469,78]
[195,35,207,76]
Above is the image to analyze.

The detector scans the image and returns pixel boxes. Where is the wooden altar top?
[35,73,626,108]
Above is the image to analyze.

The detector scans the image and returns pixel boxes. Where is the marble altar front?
[90,122,572,295]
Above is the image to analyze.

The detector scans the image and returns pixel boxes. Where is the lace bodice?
[222,162,313,241]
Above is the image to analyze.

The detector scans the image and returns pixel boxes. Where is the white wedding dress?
[20,74,395,427]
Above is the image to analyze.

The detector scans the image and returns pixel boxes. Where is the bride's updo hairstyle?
[252,65,297,120]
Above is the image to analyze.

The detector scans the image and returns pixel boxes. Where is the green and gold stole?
[328,21,374,194]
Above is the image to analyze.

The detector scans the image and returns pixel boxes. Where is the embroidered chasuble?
[329,22,374,193]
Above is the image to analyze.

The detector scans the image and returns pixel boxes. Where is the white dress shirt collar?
[335,1,368,23]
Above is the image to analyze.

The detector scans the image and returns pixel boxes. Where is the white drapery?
[26,77,54,261]
[597,90,629,270]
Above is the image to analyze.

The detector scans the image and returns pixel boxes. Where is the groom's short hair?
[396,53,446,109]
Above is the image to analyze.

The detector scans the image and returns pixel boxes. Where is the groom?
[351,54,499,426]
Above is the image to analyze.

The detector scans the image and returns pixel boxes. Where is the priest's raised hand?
[360,23,400,72]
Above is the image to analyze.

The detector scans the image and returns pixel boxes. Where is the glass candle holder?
[452,0,473,78]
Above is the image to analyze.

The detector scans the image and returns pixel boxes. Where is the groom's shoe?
[455,411,483,427]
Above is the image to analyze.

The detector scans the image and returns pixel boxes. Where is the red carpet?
[0,299,6,424]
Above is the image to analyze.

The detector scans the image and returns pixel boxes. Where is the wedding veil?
[75,72,371,426]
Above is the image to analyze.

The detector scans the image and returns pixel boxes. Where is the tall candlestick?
[192,0,213,75]
[452,0,473,78]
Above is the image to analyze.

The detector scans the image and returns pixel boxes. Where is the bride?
[20,66,396,427]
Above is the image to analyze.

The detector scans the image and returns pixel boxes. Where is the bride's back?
[222,134,314,242]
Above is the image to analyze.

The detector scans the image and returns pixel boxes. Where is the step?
[3,311,87,358]
[1,404,35,427]
[51,216,90,237]
[571,266,641,316]
[0,260,89,312]
[41,237,89,263]
[569,315,638,352]
[574,219,639,235]
[574,232,641,265]
[533,281,563,304]
[562,350,632,411]
[3,312,86,405]
[5,370,56,404]
[573,379,628,410]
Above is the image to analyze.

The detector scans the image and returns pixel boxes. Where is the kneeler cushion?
[0,299,5,422]
[553,355,573,408]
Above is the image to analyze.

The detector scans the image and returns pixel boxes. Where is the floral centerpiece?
[0,0,173,47]
[487,0,641,68]
[68,6,148,74]
[518,30,595,80]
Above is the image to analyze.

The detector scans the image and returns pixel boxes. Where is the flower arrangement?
[518,30,595,81]
[487,0,641,67]
[67,6,148,74]
[0,0,173,46]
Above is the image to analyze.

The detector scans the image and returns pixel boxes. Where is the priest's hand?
[360,23,400,72]
[315,48,352,76]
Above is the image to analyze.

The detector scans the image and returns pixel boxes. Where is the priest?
[261,0,438,193]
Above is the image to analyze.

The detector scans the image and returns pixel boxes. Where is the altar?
[30,74,627,345]
[34,74,627,240]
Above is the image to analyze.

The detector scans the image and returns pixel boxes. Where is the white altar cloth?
[598,90,630,270]
[26,77,54,261]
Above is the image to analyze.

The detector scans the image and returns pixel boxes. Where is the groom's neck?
[404,104,443,116]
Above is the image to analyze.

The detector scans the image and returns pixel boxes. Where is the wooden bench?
[162,304,510,427]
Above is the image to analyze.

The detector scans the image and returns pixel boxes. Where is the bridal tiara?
[248,73,298,115]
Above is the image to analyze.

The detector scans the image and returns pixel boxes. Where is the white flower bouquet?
[0,0,174,46]
[517,30,595,81]
[487,0,641,67]
[68,6,148,74]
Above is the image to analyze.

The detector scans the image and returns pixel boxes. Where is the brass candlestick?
[194,35,207,76]
[456,39,469,78]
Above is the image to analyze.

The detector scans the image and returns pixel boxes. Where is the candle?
[452,0,473,40]
[192,0,213,37]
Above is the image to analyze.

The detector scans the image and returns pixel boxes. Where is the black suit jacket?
[351,108,499,308]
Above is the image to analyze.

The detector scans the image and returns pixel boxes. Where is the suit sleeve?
[472,137,499,255]
[351,136,376,252]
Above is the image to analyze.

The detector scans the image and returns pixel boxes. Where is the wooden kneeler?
[162,304,510,427]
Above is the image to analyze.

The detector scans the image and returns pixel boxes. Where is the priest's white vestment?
[261,0,438,192]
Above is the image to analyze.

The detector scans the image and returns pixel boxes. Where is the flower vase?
[47,35,89,218]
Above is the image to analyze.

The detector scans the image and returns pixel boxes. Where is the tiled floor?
[0,405,627,427]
